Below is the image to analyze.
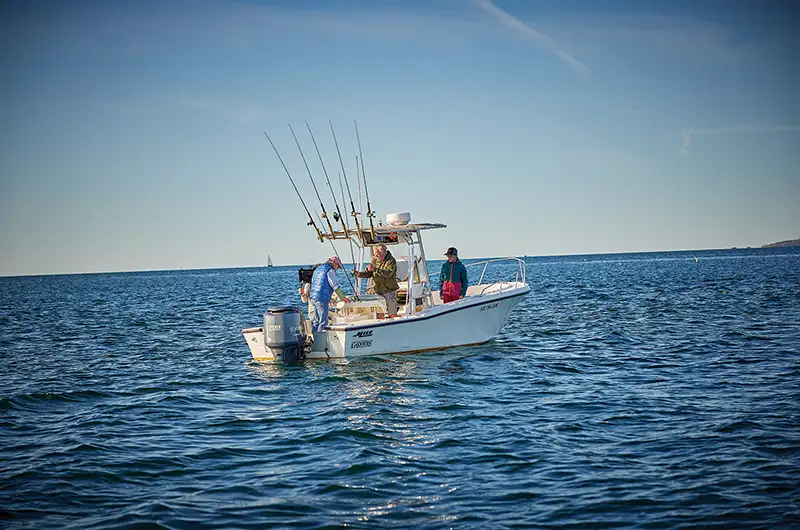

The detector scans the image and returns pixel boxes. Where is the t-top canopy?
[373,223,446,233]
[319,223,446,245]
[357,223,446,246]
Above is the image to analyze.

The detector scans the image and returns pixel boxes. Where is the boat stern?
[242,327,276,361]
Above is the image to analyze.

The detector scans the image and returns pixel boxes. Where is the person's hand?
[367,264,375,272]
[342,297,351,303]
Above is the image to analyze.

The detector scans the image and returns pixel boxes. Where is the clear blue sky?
[1,0,798,276]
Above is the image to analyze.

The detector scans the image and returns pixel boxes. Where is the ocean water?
[1,248,799,529]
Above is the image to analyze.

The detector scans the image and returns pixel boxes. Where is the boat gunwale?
[327,284,530,332]
[242,285,530,336]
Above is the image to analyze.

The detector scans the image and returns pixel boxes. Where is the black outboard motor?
[263,306,307,364]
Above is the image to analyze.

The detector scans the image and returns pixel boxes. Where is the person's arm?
[373,259,396,282]
[326,268,340,289]
[328,268,350,302]
[459,262,468,298]
[439,263,445,297]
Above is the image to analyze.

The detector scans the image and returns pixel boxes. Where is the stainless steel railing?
[464,257,527,296]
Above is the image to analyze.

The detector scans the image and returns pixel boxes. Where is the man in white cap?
[309,256,351,332]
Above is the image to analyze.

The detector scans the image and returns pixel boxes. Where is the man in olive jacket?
[353,244,400,318]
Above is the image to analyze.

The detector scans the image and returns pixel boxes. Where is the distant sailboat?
[267,255,274,267]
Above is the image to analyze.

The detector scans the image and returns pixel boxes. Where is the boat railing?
[464,257,527,296]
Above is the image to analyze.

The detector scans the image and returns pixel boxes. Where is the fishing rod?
[338,173,348,232]
[306,121,349,239]
[306,121,359,281]
[314,207,359,300]
[356,156,364,229]
[264,132,324,242]
[330,120,364,242]
[354,120,376,238]
[311,207,326,237]
[289,123,335,235]
[336,171,359,279]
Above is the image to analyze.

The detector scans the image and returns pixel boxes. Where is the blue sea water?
[1,248,799,529]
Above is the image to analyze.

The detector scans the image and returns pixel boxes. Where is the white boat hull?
[243,283,530,361]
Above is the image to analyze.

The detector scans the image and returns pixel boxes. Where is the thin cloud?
[474,0,590,76]
[546,14,756,65]
[681,125,800,156]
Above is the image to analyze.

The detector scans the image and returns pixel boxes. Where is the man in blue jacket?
[440,247,468,303]
[310,256,351,332]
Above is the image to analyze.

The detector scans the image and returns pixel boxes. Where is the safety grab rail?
[463,257,527,296]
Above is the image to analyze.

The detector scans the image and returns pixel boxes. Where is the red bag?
[442,263,461,303]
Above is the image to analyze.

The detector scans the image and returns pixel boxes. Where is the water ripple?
[1,250,799,528]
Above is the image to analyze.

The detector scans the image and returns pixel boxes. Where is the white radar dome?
[386,212,411,226]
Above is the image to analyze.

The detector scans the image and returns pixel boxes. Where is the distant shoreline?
[762,238,800,248]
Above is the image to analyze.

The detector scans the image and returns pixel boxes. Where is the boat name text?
[351,340,373,349]
[354,330,374,338]
[480,303,500,312]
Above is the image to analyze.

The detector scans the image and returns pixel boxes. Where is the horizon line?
[3,244,797,279]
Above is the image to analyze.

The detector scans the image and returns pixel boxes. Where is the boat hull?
[243,285,529,361]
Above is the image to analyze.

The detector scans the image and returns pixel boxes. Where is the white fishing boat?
[242,122,530,363]
[243,213,530,362]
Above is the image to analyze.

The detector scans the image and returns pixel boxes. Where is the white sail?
[267,255,273,267]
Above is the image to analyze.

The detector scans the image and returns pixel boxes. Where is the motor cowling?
[263,306,306,364]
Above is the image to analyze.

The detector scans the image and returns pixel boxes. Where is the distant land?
[762,238,800,248]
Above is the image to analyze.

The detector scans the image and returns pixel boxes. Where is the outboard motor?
[263,306,307,364]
